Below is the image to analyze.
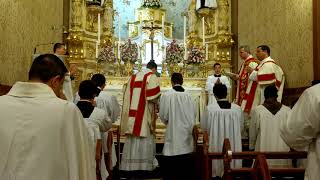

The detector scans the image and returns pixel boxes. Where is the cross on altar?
[142,22,162,62]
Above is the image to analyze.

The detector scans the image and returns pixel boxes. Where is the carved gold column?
[68,0,85,89]
[102,0,114,46]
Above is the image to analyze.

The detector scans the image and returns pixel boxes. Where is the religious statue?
[103,3,114,32]
[71,0,83,29]
[187,0,198,33]
[196,0,218,10]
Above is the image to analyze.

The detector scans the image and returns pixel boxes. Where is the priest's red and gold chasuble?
[121,70,161,137]
[242,59,284,113]
[236,57,259,106]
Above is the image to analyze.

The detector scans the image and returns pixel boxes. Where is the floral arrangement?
[97,45,116,63]
[165,40,185,64]
[187,46,205,64]
[120,39,138,64]
[142,0,161,8]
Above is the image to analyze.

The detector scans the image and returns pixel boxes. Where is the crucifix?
[142,22,162,62]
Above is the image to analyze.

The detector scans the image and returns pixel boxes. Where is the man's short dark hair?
[171,73,183,85]
[213,84,228,99]
[257,45,271,56]
[147,61,157,70]
[53,43,65,53]
[29,54,68,82]
[264,85,278,99]
[91,74,106,87]
[213,63,221,68]
[78,80,98,100]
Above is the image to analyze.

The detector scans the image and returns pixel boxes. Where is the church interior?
[0,0,320,179]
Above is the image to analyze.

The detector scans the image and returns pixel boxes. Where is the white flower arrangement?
[97,45,116,63]
[120,39,138,64]
[165,40,184,64]
[187,46,205,64]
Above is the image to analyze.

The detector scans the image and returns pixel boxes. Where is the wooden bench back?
[202,131,307,180]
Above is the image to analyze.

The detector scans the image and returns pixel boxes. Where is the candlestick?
[96,41,99,59]
[183,15,187,60]
[205,44,208,61]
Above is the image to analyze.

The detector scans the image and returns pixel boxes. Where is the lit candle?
[217,51,220,56]
[205,44,208,61]
[98,13,101,43]
[202,17,205,46]
[227,51,230,56]
[118,15,121,59]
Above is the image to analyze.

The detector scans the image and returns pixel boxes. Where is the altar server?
[201,83,243,178]
[159,73,197,180]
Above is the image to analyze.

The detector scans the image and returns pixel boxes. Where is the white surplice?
[159,89,197,156]
[250,105,291,167]
[74,90,120,168]
[63,74,74,102]
[0,82,95,180]
[84,107,113,180]
[205,75,230,105]
[201,102,243,177]
[280,84,320,180]
[96,91,120,169]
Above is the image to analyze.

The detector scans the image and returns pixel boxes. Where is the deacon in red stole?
[120,61,161,171]
[241,45,285,114]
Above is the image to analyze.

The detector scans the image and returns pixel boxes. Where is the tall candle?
[183,15,187,60]
[161,15,165,45]
[118,15,121,59]
[202,17,205,46]
[97,13,101,43]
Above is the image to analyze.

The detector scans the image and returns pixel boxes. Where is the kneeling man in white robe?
[76,80,113,180]
[120,61,161,172]
[250,85,291,168]
[159,73,197,180]
[0,54,95,180]
[201,83,243,178]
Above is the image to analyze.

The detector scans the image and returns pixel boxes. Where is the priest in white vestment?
[159,73,197,180]
[206,63,231,105]
[76,80,113,180]
[0,54,96,180]
[201,83,243,178]
[280,84,320,180]
[242,45,285,114]
[249,85,291,168]
[120,61,161,172]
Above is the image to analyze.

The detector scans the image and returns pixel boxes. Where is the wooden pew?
[0,84,12,96]
[202,131,307,180]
